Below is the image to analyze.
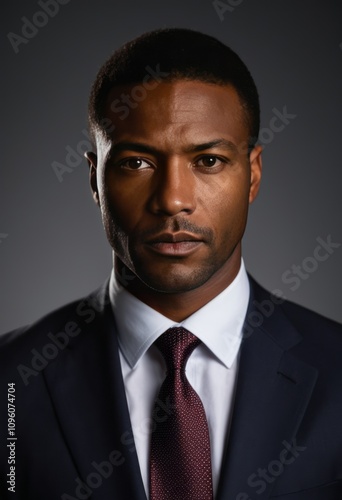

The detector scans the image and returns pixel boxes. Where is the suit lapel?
[217,279,318,500]
[43,283,147,499]
[40,277,319,499]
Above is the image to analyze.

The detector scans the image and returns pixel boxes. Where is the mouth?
[145,232,204,256]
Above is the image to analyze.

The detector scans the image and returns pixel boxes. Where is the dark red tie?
[149,327,213,500]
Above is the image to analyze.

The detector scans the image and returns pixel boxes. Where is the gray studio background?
[1,0,341,334]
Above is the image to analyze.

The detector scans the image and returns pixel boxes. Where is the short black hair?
[88,28,260,148]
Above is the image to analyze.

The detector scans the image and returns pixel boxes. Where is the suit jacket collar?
[216,276,318,499]
[43,281,147,499]
[42,277,318,500]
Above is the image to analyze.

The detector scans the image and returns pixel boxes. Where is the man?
[1,28,341,500]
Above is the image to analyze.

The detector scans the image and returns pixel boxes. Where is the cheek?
[199,173,250,234]
[100,172,146,232]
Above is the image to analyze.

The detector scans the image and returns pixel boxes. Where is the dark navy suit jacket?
[1,276,342,499]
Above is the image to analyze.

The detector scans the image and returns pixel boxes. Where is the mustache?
[139,218,214,242]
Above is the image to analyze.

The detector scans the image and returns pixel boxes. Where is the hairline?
[90,75,253,148]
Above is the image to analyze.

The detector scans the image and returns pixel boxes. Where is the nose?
[148,157,196,217]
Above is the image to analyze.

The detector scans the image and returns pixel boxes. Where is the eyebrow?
[107,138,238,158]
[185,139,238,153]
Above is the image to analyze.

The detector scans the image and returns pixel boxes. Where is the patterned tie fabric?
[149,327,213,500]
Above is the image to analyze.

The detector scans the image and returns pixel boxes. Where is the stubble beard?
[102,203,237,294]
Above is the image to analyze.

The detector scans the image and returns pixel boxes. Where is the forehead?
[102,80,248,150]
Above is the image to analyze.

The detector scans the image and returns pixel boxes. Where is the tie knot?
[155,327,200,371]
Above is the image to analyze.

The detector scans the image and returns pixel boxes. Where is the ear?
[248,145,262,204]
[84,151,100,206]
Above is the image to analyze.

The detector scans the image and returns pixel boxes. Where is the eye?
[196,155,226,168]
[119,158,151,170]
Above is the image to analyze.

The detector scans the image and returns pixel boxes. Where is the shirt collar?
[109,260,250,370]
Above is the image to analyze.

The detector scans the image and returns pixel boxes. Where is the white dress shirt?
[109,259,250,497]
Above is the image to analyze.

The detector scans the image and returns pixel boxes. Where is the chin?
[136,266,216,294]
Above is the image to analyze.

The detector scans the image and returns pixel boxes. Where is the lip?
[145,232,204,256]
[146,232,203,244]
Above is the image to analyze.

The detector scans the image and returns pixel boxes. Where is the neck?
[114,249,242,322]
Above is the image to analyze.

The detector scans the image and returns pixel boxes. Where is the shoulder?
[248,273,342,333]
[0,280,110,366]
[248,274,342,371]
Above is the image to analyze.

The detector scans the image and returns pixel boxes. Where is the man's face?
[89,80,262,294]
